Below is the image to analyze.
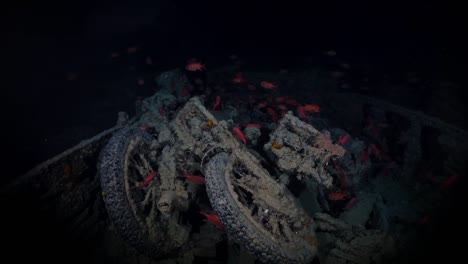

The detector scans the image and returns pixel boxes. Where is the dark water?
[3,2,467,262]
[5,0,467,181]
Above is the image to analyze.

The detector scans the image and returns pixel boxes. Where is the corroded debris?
[265,112,346,188]
[314,213,396,264]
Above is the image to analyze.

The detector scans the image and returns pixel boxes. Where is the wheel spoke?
[229,158,304,243]
[233,181,255,194]
[128,177,139,185]
[147,189,158,222]
[141,187,153,206]
[138,153,151,171]
[130,156,146,176]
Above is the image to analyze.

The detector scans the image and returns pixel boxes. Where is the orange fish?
[205,119,214,129]
[181,173,206,184]
[185,62,206,71]
[260,81,278,90]
[199,211,224,229]
[137,171,157,190]
[303,104,320,113]
[232,127,247,144]
[272,140,282,149]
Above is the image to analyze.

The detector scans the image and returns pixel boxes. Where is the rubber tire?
[99,127,160,257]
[204,152,316,264]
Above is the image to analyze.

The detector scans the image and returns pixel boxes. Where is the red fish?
[279,109,288,118]
[110,52,120,59]
[63,163,72,184]
[418,214,431,225]
[232,127,247,144]
[327,191,349,201]
[199,211,224,229]
[137,77,144,86]
[138,124,147,130]
[212,95,221,111]
[275,96,287,103]
[266,107,279,122]
[368,143,381,159]
[332,159,347,187]
[360,150,368,165]
[181,173,206,184]
[181,86,189,97]
[255,101,267,109]
[260,81,278,90]
[232,72,247,84]
[296,106,307,121]
[382,161,397,176]
[127,45,140,54]
[285,98,299,106]
[185,61,205,71]
[243,123,262,129]
[336,134,349,145]
[303,104,320,113]
[438,174,459,192]
[159,107,165,117]
[137,171,157,190]
[145,56,153,65]
[343,197,357,210]
[363,118,383,138]
[277,104,288,111]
